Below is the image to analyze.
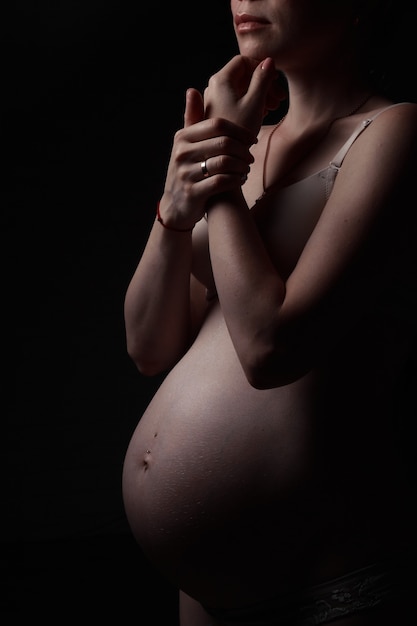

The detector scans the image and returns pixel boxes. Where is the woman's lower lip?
[236,22,269,34]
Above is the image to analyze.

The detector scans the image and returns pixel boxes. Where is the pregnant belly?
[122,307,319,605]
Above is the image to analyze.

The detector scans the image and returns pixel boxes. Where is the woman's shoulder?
[335,101,417,162]
[345,100,417,165]
[365,101,417,134]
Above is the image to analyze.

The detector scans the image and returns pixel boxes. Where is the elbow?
[129,355,168,378]
[244,363,308,391]
[134,360,166,378]
[126,339,169,377]
[241,341,313,390]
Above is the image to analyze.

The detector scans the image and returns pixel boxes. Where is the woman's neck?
[281,53,372,132]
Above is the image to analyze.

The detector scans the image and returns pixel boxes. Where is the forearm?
[206,191,286,387]
[124,219,194,375]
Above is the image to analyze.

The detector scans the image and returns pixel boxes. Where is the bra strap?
[330,102,412,169]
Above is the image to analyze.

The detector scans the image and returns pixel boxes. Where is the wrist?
[156,202,194,233]
[205,189,246,214]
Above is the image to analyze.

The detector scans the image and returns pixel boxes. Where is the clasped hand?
[159,56,284,231]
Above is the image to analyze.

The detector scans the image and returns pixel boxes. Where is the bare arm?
[124,222,196,376]
[203,58,417,388]
[124,86,257,375]
[207,119,417,389]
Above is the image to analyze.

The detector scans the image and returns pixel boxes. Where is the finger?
[203,135,255,164]
[184,88,205,128]
[180,117,257,147]
[195,152,252,187]
[198,172,250,200]
[206,55,258,105]
[212,54,253,82]
[246,57,279,105]
[202,156,251,179]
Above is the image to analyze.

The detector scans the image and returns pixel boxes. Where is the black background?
[3,2,235,622]
[2,2,416,622]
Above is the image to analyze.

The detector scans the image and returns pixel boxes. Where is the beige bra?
[252,102,411,276]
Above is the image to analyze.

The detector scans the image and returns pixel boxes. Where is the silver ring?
[200,160,209,178]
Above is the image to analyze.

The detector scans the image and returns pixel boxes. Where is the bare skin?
[122,1,417,624]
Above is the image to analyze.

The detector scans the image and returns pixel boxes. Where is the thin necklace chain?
[261,92,373,197]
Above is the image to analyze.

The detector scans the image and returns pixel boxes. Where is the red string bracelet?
[156,202,193,232]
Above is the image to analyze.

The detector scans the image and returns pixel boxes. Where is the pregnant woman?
[122,2,417,624]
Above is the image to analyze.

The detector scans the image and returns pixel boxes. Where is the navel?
[142,432,158,471]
